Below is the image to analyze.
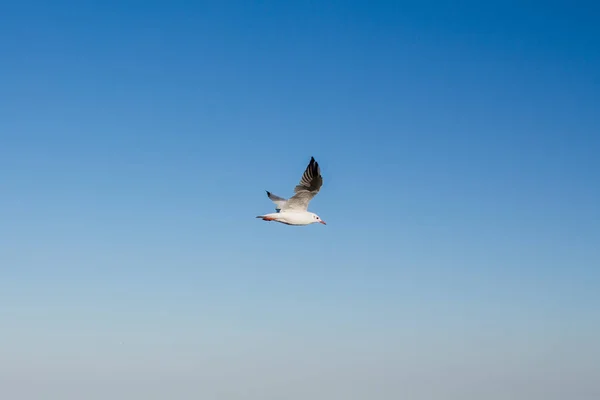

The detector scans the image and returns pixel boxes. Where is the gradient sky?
[1,1,599,399]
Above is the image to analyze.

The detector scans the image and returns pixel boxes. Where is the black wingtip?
[309,156,319,171]
[266,190,271,197]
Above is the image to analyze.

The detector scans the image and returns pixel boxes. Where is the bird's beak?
[319,220,327,225]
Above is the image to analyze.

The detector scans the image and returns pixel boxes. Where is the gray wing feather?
[266,191,287,212]
[281,157,323,211]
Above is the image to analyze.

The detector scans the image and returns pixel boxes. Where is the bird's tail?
[256,213,277,221]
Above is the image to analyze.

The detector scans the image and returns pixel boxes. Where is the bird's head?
[310,213,326,225]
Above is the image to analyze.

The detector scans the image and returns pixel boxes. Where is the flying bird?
[257,156,326,226]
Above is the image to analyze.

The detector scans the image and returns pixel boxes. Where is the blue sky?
[1,1,599,399]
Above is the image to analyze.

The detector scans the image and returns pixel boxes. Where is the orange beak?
[319,220,327,225]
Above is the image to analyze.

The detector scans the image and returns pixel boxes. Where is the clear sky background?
[1,1,599,399]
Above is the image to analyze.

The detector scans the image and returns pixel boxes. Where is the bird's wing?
[266,191,287,212]
[281,157,323,211]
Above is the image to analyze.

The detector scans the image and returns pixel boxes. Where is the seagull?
[257,156,326,226]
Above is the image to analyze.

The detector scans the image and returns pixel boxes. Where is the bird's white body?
[257,211,325,226]
[257,156,326,227]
